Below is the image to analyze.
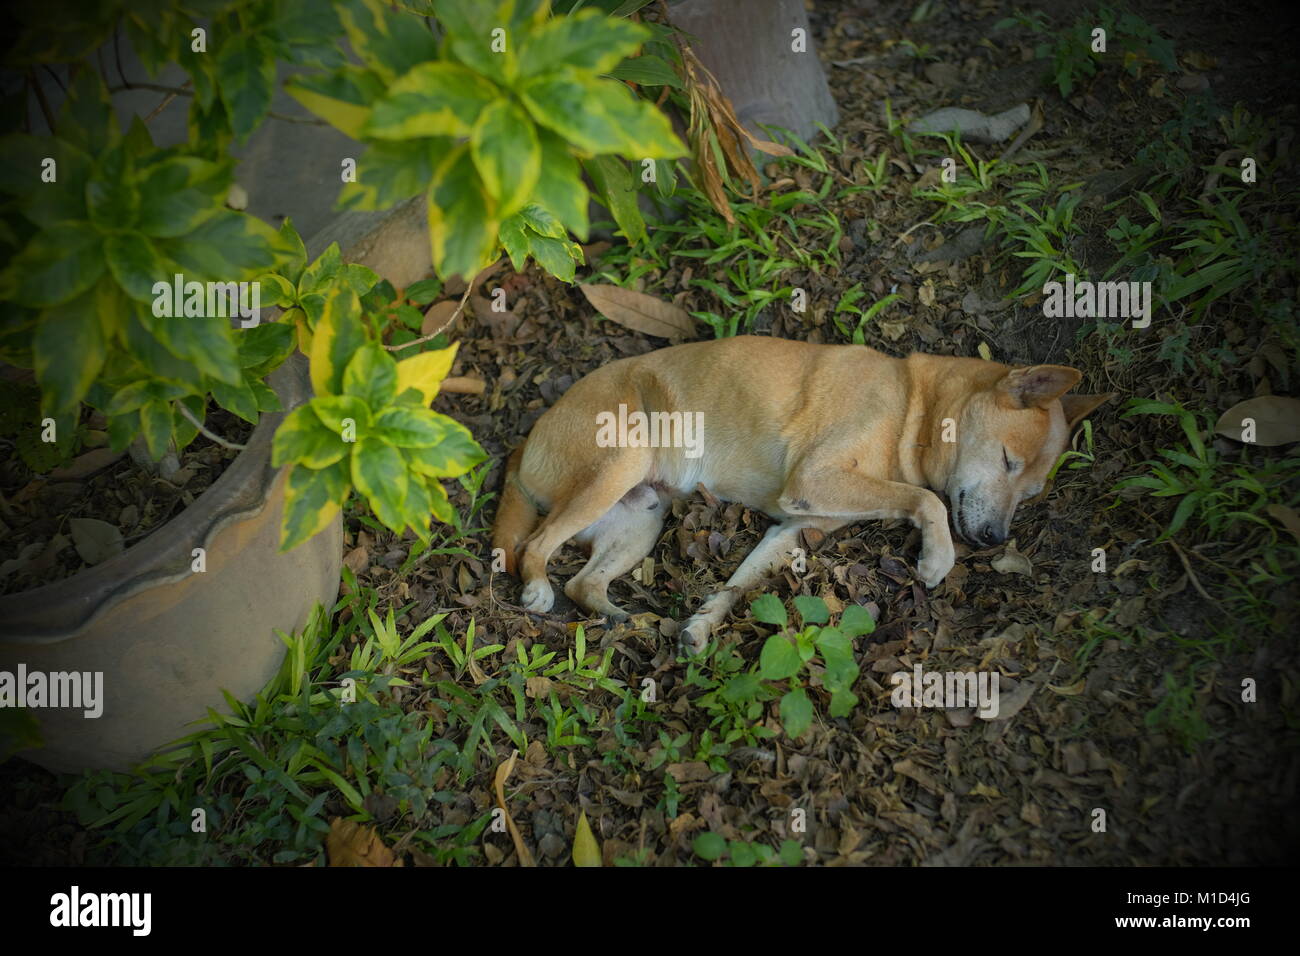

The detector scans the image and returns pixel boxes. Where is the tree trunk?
[669,0,839,143]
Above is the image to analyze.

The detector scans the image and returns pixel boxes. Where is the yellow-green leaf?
[309,286,367,397]
[395,342,459,406]
[366,62,501,140]
[428,146,498,280]
[470,99,540,218]
[285,66,387,140]
[272,404,349,469]
[280,460,349,551]
[572,809,601,867]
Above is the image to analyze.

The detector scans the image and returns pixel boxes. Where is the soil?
[0,394,254,596]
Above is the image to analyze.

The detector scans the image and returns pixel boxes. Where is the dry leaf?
[1266,504,1300,543]
[69,517,124,566]
[991,543,1033,576]
[326,817,402,866]
[572,810,601,867]
[1214,396,1300,446]
[493,750,535,866]
[579,284,696,339]
[342,546,369,575]
[422,299,463,336]
[49,447,124,480]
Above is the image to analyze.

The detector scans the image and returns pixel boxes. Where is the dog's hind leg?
[566,483,668,621]
[518,450,650,615]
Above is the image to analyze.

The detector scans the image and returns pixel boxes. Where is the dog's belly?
[646,443,789,517]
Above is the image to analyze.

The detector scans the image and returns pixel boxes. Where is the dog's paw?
[520,578,555,614]
[917,541,956,589]
[676,617,711,656]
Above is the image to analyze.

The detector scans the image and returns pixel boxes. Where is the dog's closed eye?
[1003,447,1019,473]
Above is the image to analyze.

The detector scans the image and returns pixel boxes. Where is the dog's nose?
[980,524,1006,546]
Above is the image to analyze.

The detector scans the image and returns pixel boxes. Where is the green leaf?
[828,688,857,719]
[342,343,398,409]
[692,831,727,861]
[366,62,501,139]
[405,277,443,305]
[280,459,349,551]
[311,394,372,435]
[534,130,588,239]
[517,9,649,78]
[793,595,829,626]
[257,272,297,308]
[161,209,280,283]
[33,289,105,415]
[518,202,566,239]
[309,285,367,396]
[272,404,349,469]
[520,68,684,159]
[352,436,410,532]
[839,604,876,638]
[140,398,173,460]
[134,156,230,238]
[427,145,498,280]
[425,475,453,523]
[779,839,803,866]
[237,321,296,374]
[337,0,439,84]
[470,99,539,218]
[402,414,485,477]
[526,233,579,282]
[297,242,344,297]
[0,224,106,308]
[284,65,387,139]
[139,311,242,386]
[374,405,442,447]
[59,66,116,154]
[583,155,645,245]
[209,377,259,424]
[104,232,174,303]
[607,54,682,88]
[187,96,233,161]
[276,218,309,285]
[498,214,529,271]
[337,137,450,212]
[433,0,517,84]
[217,33,278,143]
[750,594,787,627]
[86,146,139,231]
[758,634,802,682]
[0,135,93,228]
[779,688,814,738]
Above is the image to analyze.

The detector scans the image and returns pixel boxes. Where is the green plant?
[833,286,903,345]
[691,830,803,867]
[63,595,494,864]
[0,0,692,557]
[749,594,873,737]
[997,4,1177,99]
[1113,400,1299,541]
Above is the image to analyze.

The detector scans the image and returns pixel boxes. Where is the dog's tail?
[491,443,536,576]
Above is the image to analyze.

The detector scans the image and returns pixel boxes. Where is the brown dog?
[493,336,1110,653]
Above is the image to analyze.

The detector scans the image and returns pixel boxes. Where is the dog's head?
[945,365,1112,548]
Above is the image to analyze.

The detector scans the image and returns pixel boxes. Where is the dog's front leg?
[777,467,956,590]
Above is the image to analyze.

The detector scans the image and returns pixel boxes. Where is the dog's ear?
[1060,392,1117,431]
[998,365,1082,409]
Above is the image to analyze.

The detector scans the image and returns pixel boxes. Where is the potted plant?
[0,0,686,770]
